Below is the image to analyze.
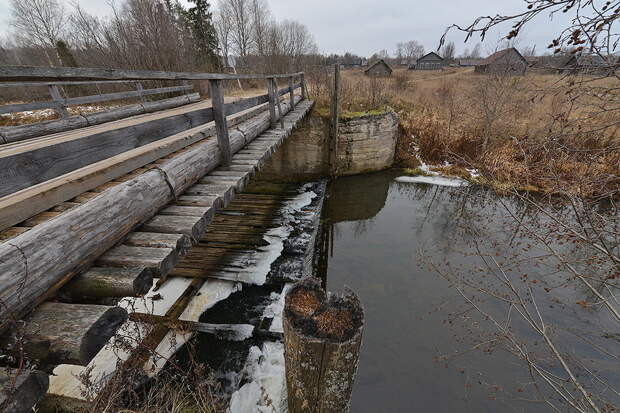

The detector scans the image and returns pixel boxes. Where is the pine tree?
[56,40,78,67]
[184,0,220,69]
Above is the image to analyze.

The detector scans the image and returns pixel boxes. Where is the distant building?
[458,59,483,67]
[558,54,609,75]
[410,52,445,70]
[475,48,528,75]
[364,59,393,77]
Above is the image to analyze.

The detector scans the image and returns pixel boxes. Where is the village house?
[475,47,528,75]
[410,52,445,70]
[558,54,609,75]
[364,59,393,77]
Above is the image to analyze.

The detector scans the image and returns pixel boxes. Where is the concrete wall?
[335,110,400,175]
[261,109,399,178]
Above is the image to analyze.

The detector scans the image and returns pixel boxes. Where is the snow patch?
[396,175,469,187]
[263,284,292,333]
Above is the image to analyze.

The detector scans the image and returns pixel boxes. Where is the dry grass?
[309,67,620,198]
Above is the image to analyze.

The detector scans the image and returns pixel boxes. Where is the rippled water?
[320,169,619,413]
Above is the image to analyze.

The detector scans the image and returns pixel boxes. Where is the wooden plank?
[141,215,207,242]
[97,245,178,278]
[209,80,231,165]
[60,84,193,107]
[125,232,192,255]
[0,368,48,413]
[60,266,152,300]
[48,85,69,118]
[0,65,303,82]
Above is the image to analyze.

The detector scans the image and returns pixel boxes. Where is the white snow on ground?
[229,342,288,413]
[396,175,469,187]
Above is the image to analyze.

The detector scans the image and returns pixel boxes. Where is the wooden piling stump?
[283,278,364,413]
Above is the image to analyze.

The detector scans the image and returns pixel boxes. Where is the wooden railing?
[0,66,309,155]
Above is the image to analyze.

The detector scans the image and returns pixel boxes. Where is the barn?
[364,59,393,77]
[411,52,444,70]
[475,48,528,75]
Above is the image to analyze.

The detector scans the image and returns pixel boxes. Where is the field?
[308,67,620,198]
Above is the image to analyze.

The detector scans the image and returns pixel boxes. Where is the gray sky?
[0,0,567,57]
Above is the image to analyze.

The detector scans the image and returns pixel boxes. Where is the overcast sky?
[0,0,567,57]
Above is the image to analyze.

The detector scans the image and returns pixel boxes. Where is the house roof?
[478,48,527,66]
[564,54,607,67]
[417,52,443,61]
[364,59,393,73]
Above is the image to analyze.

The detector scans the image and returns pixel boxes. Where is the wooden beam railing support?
[209,79,232,166]
[48,84,69,118]
[272,78,285,129]
[267,77,278,129]
[289,76,296,108]
[136,82,146,103]
[330,64,341,176]
[301,73,308,100]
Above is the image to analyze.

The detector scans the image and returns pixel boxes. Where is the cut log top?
[284,278,364,343]
[0,367,49,413]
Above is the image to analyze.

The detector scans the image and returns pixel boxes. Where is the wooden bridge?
[0,65,316,411]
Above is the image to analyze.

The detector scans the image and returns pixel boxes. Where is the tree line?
[0,0,319,74]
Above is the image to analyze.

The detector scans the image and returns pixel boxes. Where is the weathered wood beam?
[209,79,231,166]
[0,65,303,82]
[6,302,128,365]
[59,266,152,301]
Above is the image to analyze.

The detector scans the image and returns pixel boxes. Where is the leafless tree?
[9,0,69,65]
[402,40,425,61]
[440,41,456,60]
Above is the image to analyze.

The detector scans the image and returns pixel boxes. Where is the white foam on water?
[395,175,469,187]
[229,342,287,413]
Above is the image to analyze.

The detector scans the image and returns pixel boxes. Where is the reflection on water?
[323,170,619,413]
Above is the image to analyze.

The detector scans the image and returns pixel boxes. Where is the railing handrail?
[0,65,304,82]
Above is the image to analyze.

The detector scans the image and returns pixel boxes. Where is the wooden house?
[458,59,482,67]
[558,54,608,75]
[410,52,444,70]
[364,59,393,77]
[475,48,528,75]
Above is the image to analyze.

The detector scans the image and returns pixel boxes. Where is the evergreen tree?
[56,39,78,67]
[184,0,219,68]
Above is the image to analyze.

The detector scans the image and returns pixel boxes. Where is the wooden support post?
[209,79,232,166]
[273,78,285,129]
[330,64,341,176]
[136,82,146,102]
[301,73,308,100]
[283,278,364,413]
[289,76,296,108]
[266,78,278,129]
[48,84,69,118]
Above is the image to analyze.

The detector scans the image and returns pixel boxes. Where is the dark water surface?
[320,170,619,413]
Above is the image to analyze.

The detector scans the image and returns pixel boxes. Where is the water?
[320,169,619,413]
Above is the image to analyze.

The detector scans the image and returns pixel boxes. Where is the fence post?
[266,78,278,129]
[289,76,296,109]
[300,73,308,100]
[136,82,146,103]
[209,79,232,166]
[48,84,69,118]
[273,78,285,129]
[330,64,341,176]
